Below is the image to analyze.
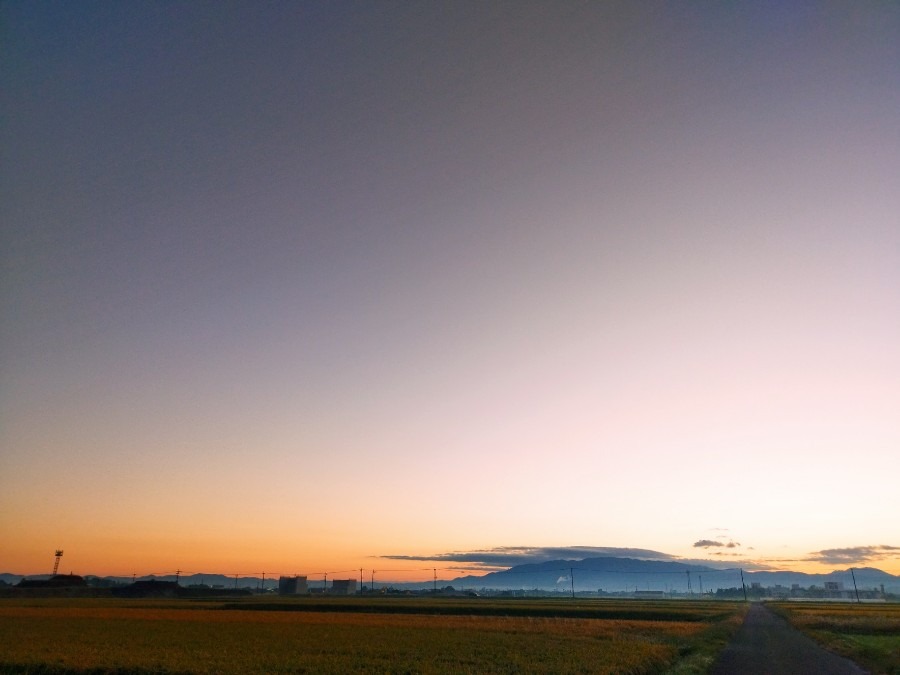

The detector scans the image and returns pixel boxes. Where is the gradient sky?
[2,1,899,580]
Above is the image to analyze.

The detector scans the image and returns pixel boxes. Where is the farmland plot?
[0,598,745,674]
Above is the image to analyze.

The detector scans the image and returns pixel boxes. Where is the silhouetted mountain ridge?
[448,557,900,593]
[505,557,715,575]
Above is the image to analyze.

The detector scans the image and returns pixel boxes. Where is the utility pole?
[570,568,575,599]
[360,568,363,592]
[740,569,747,602]
[434,568,437,594]
[324,573,327,593]
[850,568,860,603]
[371,570,375,591]
[686,570,692,597]
[699,575,703,596]
[175,569,181,586]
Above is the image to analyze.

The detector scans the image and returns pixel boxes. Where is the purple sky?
[2,2,899,576]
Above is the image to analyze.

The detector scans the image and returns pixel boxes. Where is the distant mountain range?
[4,557,898,594]
[447,556,900,594]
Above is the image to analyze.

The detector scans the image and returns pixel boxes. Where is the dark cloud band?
[379,546,674,566]
[806,545,900,565]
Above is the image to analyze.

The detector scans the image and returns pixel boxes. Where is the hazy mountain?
[448,558,900,594]
[450,557,724,593]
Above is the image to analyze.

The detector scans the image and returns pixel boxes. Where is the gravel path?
[710,603,868,675]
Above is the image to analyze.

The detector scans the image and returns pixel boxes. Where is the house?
[278,575,309,595]
[330,579,357,595]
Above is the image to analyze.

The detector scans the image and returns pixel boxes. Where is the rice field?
[769,602,900,675]
[0,597,746,674]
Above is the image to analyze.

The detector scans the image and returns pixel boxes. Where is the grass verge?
[768,602,900,675]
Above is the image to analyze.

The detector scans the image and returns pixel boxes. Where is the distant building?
[771,584,790,598]
[17,574,86,588]
[330,579,357,595]
[824,581,849,599]
[633,590,665,599]
[278,576,308,595]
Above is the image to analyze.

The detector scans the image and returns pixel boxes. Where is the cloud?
[806,545,900,566]
[381,545,781,574]
[735,560,788,571]
[694,539,740,549]
[673,556,776,571]
[379,546,675,567]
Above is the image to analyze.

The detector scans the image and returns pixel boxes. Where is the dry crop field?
[0,597,745,674]
[769,601,900,675]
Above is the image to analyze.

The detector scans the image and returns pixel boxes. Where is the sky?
[2,1,899,581]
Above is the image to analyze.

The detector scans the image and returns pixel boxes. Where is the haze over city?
[2,2,898,581]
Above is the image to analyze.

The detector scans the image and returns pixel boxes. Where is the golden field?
[0,597,746,674]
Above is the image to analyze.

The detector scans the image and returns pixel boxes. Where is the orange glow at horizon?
[5,533,900,580]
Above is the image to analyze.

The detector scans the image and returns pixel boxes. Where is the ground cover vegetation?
[0,597,745,674]
[769,602,900,675]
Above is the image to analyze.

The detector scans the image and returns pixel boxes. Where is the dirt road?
[710,603,868,674]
